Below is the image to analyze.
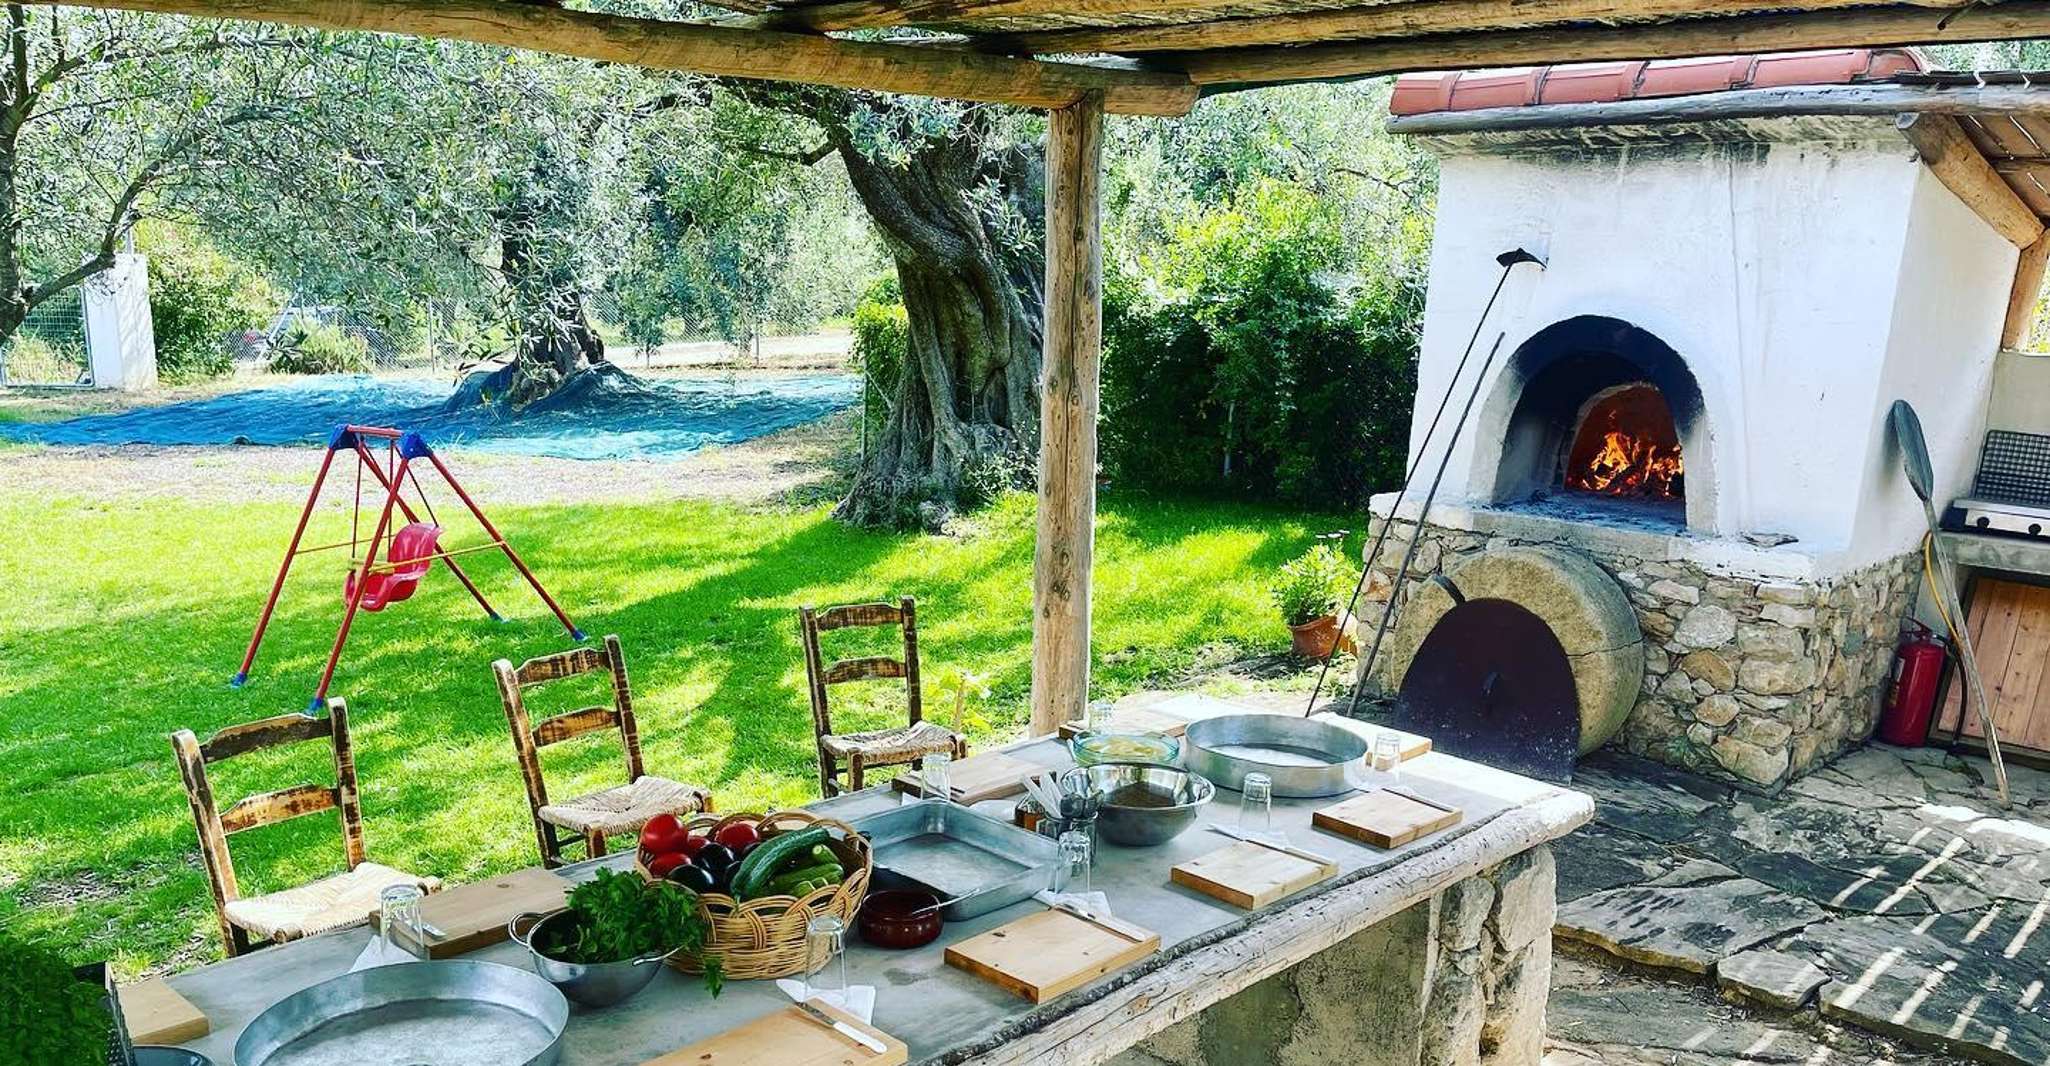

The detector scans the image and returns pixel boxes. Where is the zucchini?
[730,826,828,900]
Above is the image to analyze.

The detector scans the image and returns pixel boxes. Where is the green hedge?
[1101,182,1421,509]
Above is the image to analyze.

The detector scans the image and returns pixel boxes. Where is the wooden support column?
[2005,233,2050,350]
[1030,91,1105,738]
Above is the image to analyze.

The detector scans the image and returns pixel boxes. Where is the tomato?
[639,814,688,856]
[646,851,689,878]
[678,831,710,859]
[712,822,760,852]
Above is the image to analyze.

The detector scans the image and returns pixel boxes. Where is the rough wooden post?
[2004,233,2050,350]
[1031,90,1105,737]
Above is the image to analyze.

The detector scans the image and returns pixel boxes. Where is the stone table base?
[1108,846,1557,1066]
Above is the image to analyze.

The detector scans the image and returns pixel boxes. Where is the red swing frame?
[232,424,583,711]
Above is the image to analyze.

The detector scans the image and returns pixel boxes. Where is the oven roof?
[1386,49,2050,248]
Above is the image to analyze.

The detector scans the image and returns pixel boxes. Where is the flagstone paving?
[1551,744,2050,1066]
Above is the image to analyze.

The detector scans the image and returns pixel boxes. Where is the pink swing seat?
[345,522,442,611]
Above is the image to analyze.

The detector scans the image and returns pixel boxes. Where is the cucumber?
[763,862,844,898]
[730,826,829,900]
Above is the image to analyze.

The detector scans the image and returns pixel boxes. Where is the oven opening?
[1563,382,1683,502]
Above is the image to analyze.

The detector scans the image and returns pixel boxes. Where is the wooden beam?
[750,0,1251,35]
[1897,113,2046,248]
[1030,90,1104,739]
[2005,234,2050,349]
[36,0,1197,116]
[1008,0,1957,56]
[1169,3,2050,88]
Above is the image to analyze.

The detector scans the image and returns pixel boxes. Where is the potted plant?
[1272,545,1347,658]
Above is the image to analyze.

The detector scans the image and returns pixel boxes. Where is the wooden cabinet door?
[1938,577,2050,753]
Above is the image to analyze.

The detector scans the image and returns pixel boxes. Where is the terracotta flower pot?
[1288,614,1340,658]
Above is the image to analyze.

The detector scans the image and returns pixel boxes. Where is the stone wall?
[1107,846,1557,1066]
[1357,516,1918,791]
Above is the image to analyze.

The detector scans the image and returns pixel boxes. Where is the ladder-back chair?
[172,698,439,957]
[494,634,713,868]
[798,596,966,796]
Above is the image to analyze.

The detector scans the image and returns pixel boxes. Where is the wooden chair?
[172,699,440,957]
[494,634,713,868]
[799,596,966,796]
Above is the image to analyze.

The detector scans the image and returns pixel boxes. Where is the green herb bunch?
[0,929,114,1065]
[542,868,723,995]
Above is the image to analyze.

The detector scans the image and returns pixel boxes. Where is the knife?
[1205,823,1337,867]
[793,998,888,1054]
[1046,899,1151,944]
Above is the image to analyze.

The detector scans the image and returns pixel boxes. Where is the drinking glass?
[378,883,424,961]
[803,914,848,1007]
[1084,698,1114,735]
[922,751,952,803]
[1372,733,1403,784]
[1238,772,1274,839]
[1054,830,1092,896]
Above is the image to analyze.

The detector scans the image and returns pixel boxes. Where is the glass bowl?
[1070,731,1180,767]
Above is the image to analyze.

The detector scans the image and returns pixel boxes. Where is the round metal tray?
[234,960,568,1066]
[1181,714,1369,797]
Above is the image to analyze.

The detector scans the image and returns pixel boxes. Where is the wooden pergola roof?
[72,0,2050,118]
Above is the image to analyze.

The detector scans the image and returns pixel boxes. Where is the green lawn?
[0,481,1352,975]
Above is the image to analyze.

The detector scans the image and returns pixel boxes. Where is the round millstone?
[1385,545,1643,754]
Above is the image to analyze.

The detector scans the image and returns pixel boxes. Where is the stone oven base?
[1357,514,1919,791]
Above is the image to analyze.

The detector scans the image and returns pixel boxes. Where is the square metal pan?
[851,799,1057,921]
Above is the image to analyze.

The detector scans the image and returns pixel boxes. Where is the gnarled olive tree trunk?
[827,121,1044,527]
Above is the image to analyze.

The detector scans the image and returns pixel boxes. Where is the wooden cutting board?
[644,1002,907,1066]
[945,906,1160,1003]
[374,866,568,958]
[1171,839,1338,909]
[1058,703,1190,741]
[119,977,208,1045]
[889,750,1043,803]
[1313,789,1462,849]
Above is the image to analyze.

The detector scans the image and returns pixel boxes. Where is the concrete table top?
[164,737,1592,1066]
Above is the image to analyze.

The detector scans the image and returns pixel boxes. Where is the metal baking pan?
[852,799,1057,920]
[1182,714,1369,797]
[234,960,567,1066]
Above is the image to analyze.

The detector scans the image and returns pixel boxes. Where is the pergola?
[66,0,2050,735]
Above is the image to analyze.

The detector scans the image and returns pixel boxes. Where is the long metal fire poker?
[1306,248,1544,716]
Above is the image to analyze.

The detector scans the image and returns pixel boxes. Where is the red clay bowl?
[857,889,944,949]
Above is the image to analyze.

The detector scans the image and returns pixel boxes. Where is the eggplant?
[667,863,717,894]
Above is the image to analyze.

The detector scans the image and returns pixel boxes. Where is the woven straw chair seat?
[223,861,441,945]
[818,720,960,763]
[538,774,712,837]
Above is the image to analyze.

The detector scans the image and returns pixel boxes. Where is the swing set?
[233,424,584,711]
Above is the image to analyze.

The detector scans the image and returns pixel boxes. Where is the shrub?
[269,321,370,375]
[1101,182,1422,509]
[1271,544,1347,626]
[137,221,278,383]
[849,274,907,433]
[0,931,112,1065]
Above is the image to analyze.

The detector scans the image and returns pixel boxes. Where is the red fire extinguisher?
[1879,620,1947,747]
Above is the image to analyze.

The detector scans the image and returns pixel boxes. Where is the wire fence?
[0,291,91,387]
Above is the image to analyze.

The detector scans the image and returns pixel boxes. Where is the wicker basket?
[639,808,871,981]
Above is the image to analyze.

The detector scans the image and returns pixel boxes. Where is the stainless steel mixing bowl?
[1077,762,1213,846]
